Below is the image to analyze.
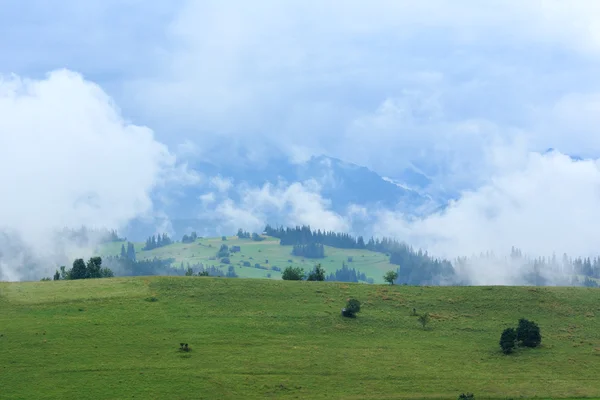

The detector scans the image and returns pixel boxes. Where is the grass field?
[97,235,397,283]
[2,277,600,399]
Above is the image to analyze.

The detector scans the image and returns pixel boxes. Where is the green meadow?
[2,277,600,399]
[97,235,397,283]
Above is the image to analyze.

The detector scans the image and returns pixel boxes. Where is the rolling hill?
[1,277,600,399]
[96,234,399,283]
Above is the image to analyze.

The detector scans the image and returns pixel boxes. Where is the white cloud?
[373,150,600,260]
[0,69,175,280]
[211,179,349,233]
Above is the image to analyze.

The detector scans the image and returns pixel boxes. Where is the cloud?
[0,69,175,280]
[369,149,600,282]
[208,179,350,234]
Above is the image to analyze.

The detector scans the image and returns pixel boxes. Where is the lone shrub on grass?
[341,298,361,318]
[282,266,305,280]
[418,313,430,329]
[499,327,517,354]
[383,270,398,285]
[307,263,325,281]
[516,318,542,348]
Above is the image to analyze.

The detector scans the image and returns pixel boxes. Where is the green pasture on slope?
[2,277,600,399]
[97,235,397,282]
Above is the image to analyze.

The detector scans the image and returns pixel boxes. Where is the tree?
[342,298,361,318]
[307,263,325,281]
[120,244,126,258]
[86,256,103,278]
[516,318,542,348]
[53,270,60,281]
[499,327,517,354]
[384,270,398,285]
[418,313,430,329]
[70,258,87,280]
[282,266,305,280]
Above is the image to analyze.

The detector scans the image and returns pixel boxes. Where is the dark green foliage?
[251,233,264,241]
[142,233,173,250]
[384,270,398,285]
[40,277,51,281]
[341,298,361,318]
[282,266,305,280]
[226,266,238,278]
[179,343,190,352]
[265,224,454,284]
[198,271,209,276]
[307,263,326,281]
[217,244,229,258]
[86,256,103,278]
[185,267,194,276]
[237,229,250,239]
[418,313,430,329]
[55,257,113,280]
[181,231,198,244]
[291,243,325,258]
[458,393,474,400]
[145,296,159,302]
[70,258,88,280]
[221,236,227,241]
[516,318,542,348]
[221,257,231,264]
[499,327,517,354]
[325,263,369,283]
[243,261,251,267]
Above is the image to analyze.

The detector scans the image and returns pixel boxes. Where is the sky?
[2,0,600,280]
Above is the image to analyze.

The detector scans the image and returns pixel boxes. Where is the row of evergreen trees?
[53,256,114,280]
[181,231,198,244]
[325,263,372,283]
[237,229,265,241]
[142,233,173,250]
[265,224,455,284]
[120,242,137,261]
[292,243,325,258]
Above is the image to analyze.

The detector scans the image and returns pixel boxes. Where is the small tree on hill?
[384,270,398,285]
[282,266,305,280]
[418,313,430,329]
[499,327,517,354]
[70,258,87,280]
[307,263,325,281]
[516,318,542,348]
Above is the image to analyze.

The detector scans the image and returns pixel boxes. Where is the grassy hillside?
[2,277,600,399]
[97,235,397,283]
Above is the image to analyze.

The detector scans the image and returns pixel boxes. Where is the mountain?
[121,154,444,240]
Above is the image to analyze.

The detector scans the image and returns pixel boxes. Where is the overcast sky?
[2,1,600,280]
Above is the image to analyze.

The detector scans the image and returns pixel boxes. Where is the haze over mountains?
[3,1,600,282]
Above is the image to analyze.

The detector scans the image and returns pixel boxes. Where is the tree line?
[265,224,455,284]
[51,256,114,280]
[142,233,173,251]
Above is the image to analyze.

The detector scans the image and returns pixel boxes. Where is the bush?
[221,257,231,264]
[341,298,361,318]
[282,266,305,280]
[418,313,430,329]
[499,327,517,354]
[243,261,251,267]
[307,263,325,281]
[516,318,542,348]
[384,270,398,285]
[458,394,474,400]
[179,343,191,352]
